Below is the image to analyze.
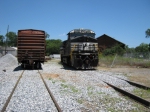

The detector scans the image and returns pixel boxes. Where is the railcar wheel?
[24,64,26,69]
[32,64,34,69]
[36,62,40,69]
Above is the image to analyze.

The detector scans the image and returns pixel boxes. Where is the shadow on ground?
[13,65,43,71]
[59,61,96,71]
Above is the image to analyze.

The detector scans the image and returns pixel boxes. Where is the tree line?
[0,29,150,56]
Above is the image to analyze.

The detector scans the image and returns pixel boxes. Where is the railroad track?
[38,70,62,112]
[1,70,62,112]
[1,70,25,112]
[108,74,150,90]
[103,74,150,108]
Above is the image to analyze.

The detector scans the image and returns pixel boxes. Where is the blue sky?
[0,0,150,48]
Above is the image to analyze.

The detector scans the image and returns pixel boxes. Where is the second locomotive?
[60,29,99,69]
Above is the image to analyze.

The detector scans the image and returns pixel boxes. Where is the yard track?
[1,69,62,112]
[1,70,25,112]
[104,81,150,108]
[108,74,150,90]
[38,70,62,112]
[103,74,150,108]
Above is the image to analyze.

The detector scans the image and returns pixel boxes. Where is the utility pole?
[5,25,9,55]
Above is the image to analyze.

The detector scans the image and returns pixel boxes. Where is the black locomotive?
[60,29,99,69]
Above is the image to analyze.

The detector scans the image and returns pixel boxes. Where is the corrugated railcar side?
[17,29,46,68]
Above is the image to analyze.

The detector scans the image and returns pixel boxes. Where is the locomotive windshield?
[70,33,95,38]
[68,29,96,39]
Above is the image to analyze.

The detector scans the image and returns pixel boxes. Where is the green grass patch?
[61,79,66,83]
[60,83,79,93]
[99,54,150,68]
[97,91,105,95]
[70,85,78,93]
[87,86,94,96]
[61,83,68,88]
[133,88,150,99]
[77,99,83,104]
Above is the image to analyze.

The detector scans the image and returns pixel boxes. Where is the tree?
[45,32,50,39]
[5,32,17,47]
[0,35,4,46]
[135,43,149,58]
[145,29,150,38]
[102,44,125,56]
[46,39,62,55]
[125,45,135,53]
[135,43,149,52]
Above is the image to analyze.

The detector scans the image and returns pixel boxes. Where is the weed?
[52,80,55,84]
[97,91,104,95]
[77,99,83,104]
[70,85,78,93]
[87,86,94,96]
[133,88,150,99]
[49,78,56,84]
[61,83,68,88]
[108,107,116,112]
[61,79,66,83]
[87,86,93,91]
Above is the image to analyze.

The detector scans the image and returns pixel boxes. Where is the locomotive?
[60,29,99,69]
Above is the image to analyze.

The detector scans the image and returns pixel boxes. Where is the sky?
[0,0,150,48]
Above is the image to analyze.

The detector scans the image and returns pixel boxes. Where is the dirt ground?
[97,66,150,87]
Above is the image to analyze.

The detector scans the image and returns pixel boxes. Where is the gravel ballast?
[0,55,149,111]
[6,70,57,112]
[0,54,21,111]
[40,60,149,111]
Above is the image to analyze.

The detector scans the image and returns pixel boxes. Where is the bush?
[102,44,125,56]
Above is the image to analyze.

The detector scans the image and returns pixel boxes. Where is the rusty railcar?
[17,29,46,69]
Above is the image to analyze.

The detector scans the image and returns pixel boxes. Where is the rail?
[1,70,25,112]
[104,81,150,108]
[38,70,62,112]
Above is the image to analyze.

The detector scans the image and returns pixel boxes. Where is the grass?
[61,79,66,83]
[77,99,83,104]
[48,78,56,84]
[87,86,94,96]
[70,85,78,93]
[49,78,52,80]
[98,54,150,68]
[133,88,150,99]
[61,83,79,93]
[61,83,68,88]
